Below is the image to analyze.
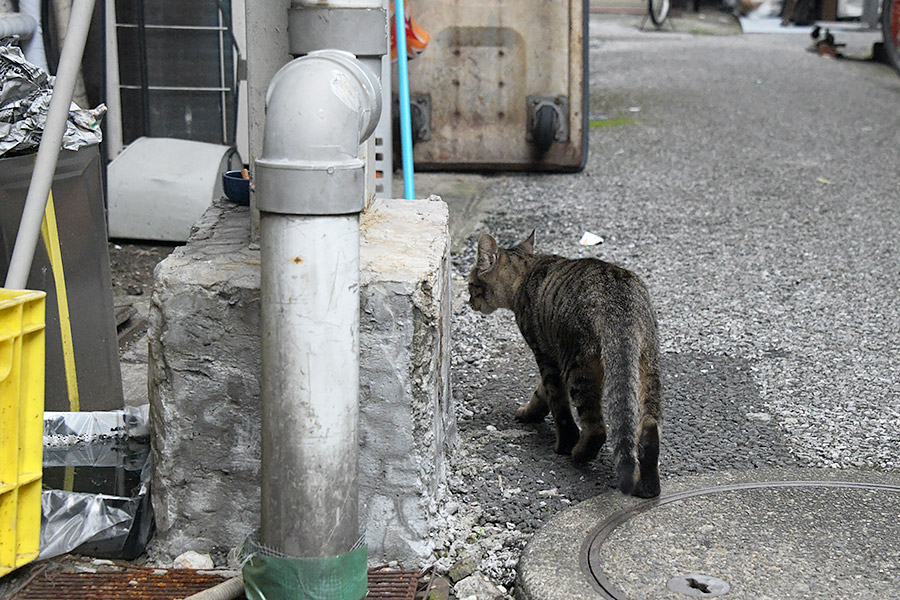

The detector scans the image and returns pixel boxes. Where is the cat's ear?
[476,233,500,273]
[516,230,536,255]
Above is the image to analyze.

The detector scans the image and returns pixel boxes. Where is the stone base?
[148,198,454,566]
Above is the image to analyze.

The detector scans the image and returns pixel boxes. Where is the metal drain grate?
[368,569,419,600]
[12,568,235,600]
[12,564,420,600]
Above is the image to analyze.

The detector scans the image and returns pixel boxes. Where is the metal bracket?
[393,93,432,143]
[526,95,569,144]
[410,93,432,143]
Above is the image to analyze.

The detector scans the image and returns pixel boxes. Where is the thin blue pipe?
[394,0,415,199]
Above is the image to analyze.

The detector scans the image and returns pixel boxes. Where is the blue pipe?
[394,0,415,199]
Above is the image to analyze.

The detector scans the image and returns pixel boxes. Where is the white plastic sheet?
[44,405,150,442]
[38,407,152,561]
[38,490,140,560]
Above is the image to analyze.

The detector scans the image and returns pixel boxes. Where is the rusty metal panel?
[12,564,420,600]
[367,569,419,600]
[12,568,236,600]
[405,0,587,171]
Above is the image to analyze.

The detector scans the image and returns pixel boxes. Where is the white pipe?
[256,49,380,558]
[17,0,48,71]
[5,0,96,290]
[0,13,36,39]
[260,214,361,557]
[52,0,89,109]
[104,0,123,157]
[182,575,244,600]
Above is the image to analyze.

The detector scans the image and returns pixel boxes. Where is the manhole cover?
[580,481,900,599]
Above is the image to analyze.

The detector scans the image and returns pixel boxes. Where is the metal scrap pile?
[0,45,104,157]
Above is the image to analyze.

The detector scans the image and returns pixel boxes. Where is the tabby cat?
[467,231,662,498]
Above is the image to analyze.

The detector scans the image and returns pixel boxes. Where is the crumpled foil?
[0,44,105,158]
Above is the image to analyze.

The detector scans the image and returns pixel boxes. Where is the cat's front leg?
[515,379,578,455]
[515,383,551,423]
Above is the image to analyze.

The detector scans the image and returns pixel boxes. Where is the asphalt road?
[420,12,900,594]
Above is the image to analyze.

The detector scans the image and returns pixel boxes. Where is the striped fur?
[468,232,662,498]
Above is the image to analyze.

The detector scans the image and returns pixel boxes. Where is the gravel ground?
[108,241,176,306]
[97,13,900,597]
[435,14,900,595]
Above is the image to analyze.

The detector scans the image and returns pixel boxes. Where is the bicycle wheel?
[882,0,900,74]
[649,0,670,28]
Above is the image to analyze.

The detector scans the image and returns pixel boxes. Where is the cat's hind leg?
[633,415,660,498]
[549,388,579,456]
[633,353,662,498]
[567,358,607,465]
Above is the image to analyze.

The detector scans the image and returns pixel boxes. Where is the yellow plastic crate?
[0,288,46,577]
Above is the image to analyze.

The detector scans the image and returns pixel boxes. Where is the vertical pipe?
[259,214,361,557]
[104,0,123,157]
[216,3,227,145]
[394,0,415,199]
[256,50,378,563]
[19,0,49,71]
[375,45,393,199]
[5,0,97,290]
[135,0,150,136]
[51,0,89,109]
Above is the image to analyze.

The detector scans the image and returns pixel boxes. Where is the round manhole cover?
[581,481,900,599]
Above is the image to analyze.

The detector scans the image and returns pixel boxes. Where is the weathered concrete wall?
[358,200,455,560]
[148,197,454,566]
[148,204,263,561]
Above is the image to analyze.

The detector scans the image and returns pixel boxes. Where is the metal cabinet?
[0,147,123,412]
[403,0,588,171]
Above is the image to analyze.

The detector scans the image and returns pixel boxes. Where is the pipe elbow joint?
[0,14,37,41]
[256,49,382,215]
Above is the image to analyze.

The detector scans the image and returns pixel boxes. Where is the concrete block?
[358,198,455,562]
[148,202,262,561]
[148,198,454,566]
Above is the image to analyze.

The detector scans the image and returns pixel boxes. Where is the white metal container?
[403,0,588,171]
[107,137,239,242]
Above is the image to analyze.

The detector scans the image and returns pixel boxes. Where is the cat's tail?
[603,336,642,496]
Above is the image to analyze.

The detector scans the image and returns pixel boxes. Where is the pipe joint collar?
[289,7,387,58]
[257,49,382,215]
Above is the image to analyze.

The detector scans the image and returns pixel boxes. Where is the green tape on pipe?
[242,544,368,600]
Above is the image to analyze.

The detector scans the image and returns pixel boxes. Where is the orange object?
[390,0,430,61]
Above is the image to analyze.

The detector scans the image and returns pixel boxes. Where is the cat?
[467,231,662,498]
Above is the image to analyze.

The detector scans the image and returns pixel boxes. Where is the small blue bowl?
[222,170,250,206]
